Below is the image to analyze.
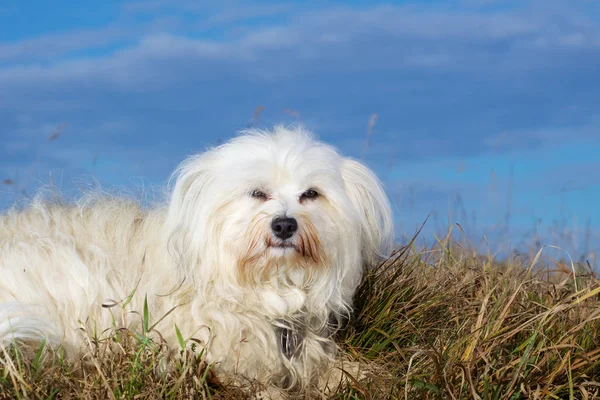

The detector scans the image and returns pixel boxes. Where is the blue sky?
[1,0,599,263]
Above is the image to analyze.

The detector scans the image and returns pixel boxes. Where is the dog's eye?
[250,190,268,200]
[300,189,319,202]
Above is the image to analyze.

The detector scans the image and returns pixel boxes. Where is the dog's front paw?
[318,358,368,397]
[252,386,287,400]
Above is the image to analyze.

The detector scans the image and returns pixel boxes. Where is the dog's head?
[166,126,393,307]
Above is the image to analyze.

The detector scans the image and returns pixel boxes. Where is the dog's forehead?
[215,131,344,186]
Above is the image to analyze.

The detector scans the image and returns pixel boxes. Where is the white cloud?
[1,0,597,85]
[0,27,127,63]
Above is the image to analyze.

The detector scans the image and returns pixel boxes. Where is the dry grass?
[1,231,599,399]
[0,330,249,399]
[338,235,600,399]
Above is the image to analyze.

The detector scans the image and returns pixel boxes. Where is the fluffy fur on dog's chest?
[0,126,393,391]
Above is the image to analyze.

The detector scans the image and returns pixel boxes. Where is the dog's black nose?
[271,217,298,240]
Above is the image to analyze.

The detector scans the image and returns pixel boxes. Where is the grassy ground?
[1,232,599,399]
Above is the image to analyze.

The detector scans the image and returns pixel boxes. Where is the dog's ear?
[166,154,214,234]
[341,158,394,266]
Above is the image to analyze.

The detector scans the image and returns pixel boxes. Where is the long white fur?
[0,126,393,390]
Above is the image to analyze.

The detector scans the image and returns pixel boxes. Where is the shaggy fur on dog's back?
[0,126,393,391]
[0,198,169,342]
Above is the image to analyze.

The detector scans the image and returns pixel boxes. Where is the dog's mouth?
[269,242,295,249]
[266,238,296,250]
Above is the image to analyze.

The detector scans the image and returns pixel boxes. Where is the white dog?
[0,126,393,391]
